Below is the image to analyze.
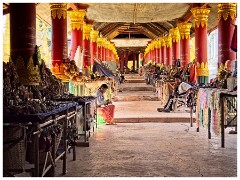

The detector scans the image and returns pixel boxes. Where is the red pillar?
[178,22,192,67]
[154,42,158,64]
[50,3,68,81]
[105,41,110,61]
[68,10,86,60]
[157,40,161,64]
[90,30,98,65]
[164,36,172,66]
[83,23,92,68]
[218,3,237,67]
[97,37,103,61]
[120,51,124,73]
[160,37,166,65]
[124,50,129,68]
[10,3,36,63]
[170,27,180,66]
[101,39,105,61]
[10,3,39,85]
[133,52,136,70]
[191,6,211,78]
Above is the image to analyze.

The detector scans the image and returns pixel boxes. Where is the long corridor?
[55,123,237,177]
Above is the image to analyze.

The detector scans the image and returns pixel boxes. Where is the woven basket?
[3,125,26,174]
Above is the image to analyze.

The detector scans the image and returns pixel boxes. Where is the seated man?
[157,75,192,112]
[94,84,116,125]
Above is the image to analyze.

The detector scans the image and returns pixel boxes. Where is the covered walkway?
[55,123,237,177]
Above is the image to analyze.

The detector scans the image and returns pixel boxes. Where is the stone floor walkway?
[55,123,237,177]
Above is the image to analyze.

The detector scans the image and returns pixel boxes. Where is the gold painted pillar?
[83,23,92,69]
[97,37,103,61]
[68,10,86,60]
[160,37,166,65]
[90,29,99,65]
[218,3,237,68]
[170,27,180,66]
[191,6,211,83]
[164,35,172,66]
[50,3,69,81]
[177,22,192,67]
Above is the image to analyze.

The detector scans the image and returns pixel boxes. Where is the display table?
[3,102,79,177]
[155,80,175,106]
[54,96,97,145]
[196,88,237,148]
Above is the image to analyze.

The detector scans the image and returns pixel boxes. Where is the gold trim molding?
[169,27,180,43]
[83,24,92,40]
[191,7,211,28]
[196,62,209,76]
[163,36,172,48]
[90,30,99,42]
[160,37,166,47]
[50,3,67,19]
[16,56,41,85]
[218,3,237,21]
[68,10,86,30]
[177,22,192,40]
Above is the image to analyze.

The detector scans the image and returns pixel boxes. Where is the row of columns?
[144,3,236,82]
[119,50,141,73]
[51,4,119,79]
[9,3,119,83]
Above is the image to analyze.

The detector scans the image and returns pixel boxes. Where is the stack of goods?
[39,61,67,99]
[3,60,74,117]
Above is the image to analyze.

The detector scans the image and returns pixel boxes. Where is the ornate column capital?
[68,10,86,30]
[196,62,209,76]
[160,37,166,47]
[218,3,237,21]
[97,37,104,47]
[83,24,92,40]
[90,30,99,42]
[191,7,211,28]
[169,27,180,43]
[177,22,192,40]
[164,35,172,48]
[50,3,67,19]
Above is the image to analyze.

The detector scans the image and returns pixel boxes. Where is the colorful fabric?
[189,64,197,85]
[97,104,115,124]
[196,88,230,136]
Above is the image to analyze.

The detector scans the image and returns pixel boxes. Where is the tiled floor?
[55,123,237,177]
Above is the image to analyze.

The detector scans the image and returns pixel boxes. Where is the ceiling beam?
[141,24,160,38]
[179,3,208,22]
[68,3,78,11]
[103,24,123,37]
[101,23,120,35]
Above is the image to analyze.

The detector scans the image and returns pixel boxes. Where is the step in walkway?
[113,74,194,123]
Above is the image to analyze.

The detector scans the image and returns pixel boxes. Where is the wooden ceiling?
[3,3,219,52]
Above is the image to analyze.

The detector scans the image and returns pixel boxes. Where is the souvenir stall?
[196,64,237,148]
[3,57,81,176]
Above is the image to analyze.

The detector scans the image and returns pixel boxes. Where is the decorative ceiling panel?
[111,38,151,47]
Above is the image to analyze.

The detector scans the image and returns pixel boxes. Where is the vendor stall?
[196,88,237,147]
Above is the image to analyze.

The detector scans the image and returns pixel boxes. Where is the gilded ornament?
[160,37,166,47]
[90,30,99,42]
[16,56,41,85]
[83,24,92,40]
[50,3,67,19]
[218,3,237,21]
[196,62,209,76]
[97,37,104,47]
[163,36,172,48]
[68,10,86,30]
[169,27,180,43]
[177,22,192,40]
[191,7,210,28]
